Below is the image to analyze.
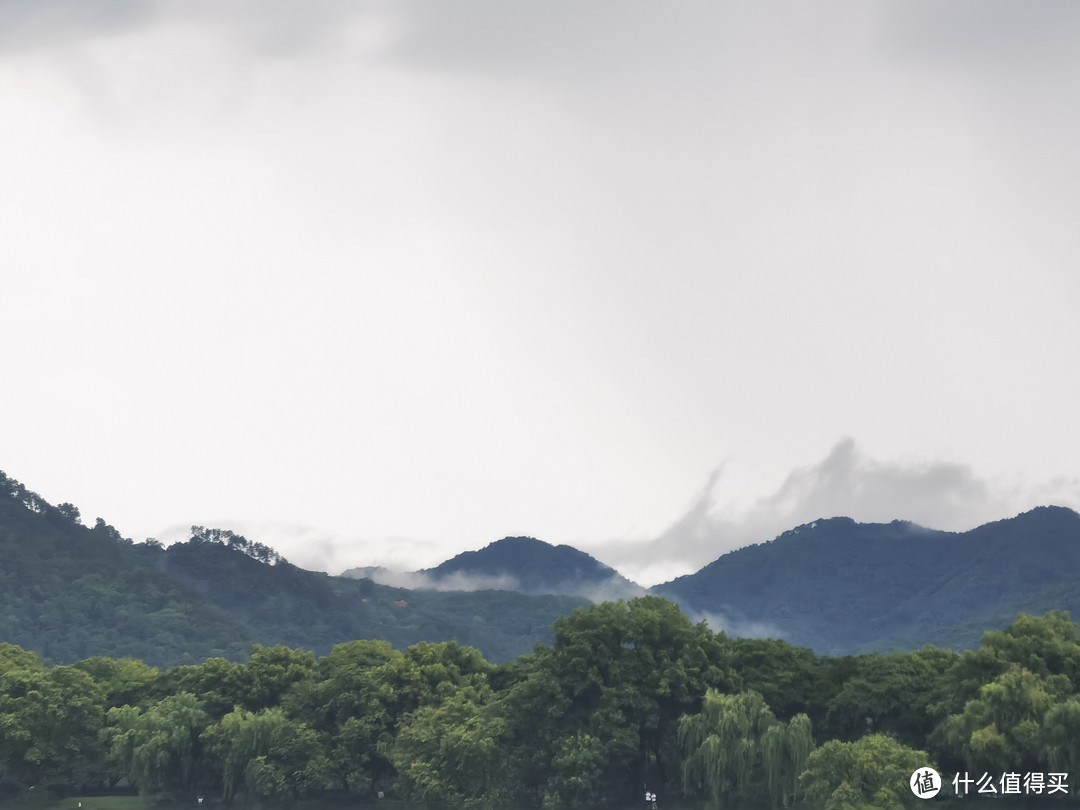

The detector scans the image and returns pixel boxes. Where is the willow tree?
[1042,696,1080,777]
[202,708,288,801]
[106,692,207,797]
[679,690,813,808]
[762,713,815,808]
[932,665,1055,775]
[799,734,930,810]
[201,706,330,802]
[392,682,512,810]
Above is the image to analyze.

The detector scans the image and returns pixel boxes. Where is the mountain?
[418,536,645,600]
[145,536,587,663]
[341,564,393,581]
[0,471,586,666]
[7,464,1080,666]
[653,506,1080,655]
[0,473,251,667]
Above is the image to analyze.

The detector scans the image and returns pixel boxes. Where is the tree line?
[3,598,1080,809]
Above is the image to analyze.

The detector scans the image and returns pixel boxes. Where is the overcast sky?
[2,1,1078,586]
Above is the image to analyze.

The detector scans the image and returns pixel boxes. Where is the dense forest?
[0,471,586,666]
[655,507,1080,654]
[5,470,1080,808]
[4,598,1080,809]
[8,466,1080,669]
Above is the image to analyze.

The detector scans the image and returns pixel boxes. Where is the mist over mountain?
[424,536,644,600]
[0,472,251,666]
[654,506,1080,654]
[0,471,586,666]
[145,536,586,663]
[5,465,1080,666]
[343,536,645,601]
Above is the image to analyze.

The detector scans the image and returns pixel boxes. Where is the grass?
[40,799,146,810]
[37,798,373,810]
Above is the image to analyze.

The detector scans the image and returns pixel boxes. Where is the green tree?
[0,645,105,788]
[680,690,775,804]
[291,639,493,796]
[162,657,253,719]
[800,734,930,810]
[392,682,511,810]
[243,644,317,712]
[543,733,608,807]
[1042,695,1080,777]
[56,502,81,524]
[161,645,314,719]
[729,637,829,723]
[932,665,1056,775]
[823,648,957,747]
[762,713,815,809]
[981,612,1080,684]
[42,664,108,786]
[927,613,1080,726]
[0,644,59,787]
[292,640,402,793]
[511,597,732,800]
[679,689,812,808]
[106,692,208,797]
[74,656,159,708]
[201,706,330,801]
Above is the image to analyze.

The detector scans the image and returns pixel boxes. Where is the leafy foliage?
[4,607,1080,808]
[679,690,814,808]
[9,468,1080,807]
[0,474,251,667]
[799,734,931,810]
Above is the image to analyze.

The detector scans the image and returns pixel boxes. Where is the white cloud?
[348,568,521,594]
[690,610,785,643]
[595,439,1080,587]
[2,2,1078,591]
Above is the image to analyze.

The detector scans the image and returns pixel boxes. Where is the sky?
[2,1,1078,587]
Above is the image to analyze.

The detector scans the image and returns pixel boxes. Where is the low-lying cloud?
[595,438,1080,587]
[345,568,521,593]
[155,437,1080,596]
[343,567,646,602]
[152,520,452,578]
[690,610,785,643]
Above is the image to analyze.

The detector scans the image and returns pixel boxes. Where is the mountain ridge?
[653,505,1080,654]
[0,470,586,666]
[4,466,1080,665]
[419,535,645,600]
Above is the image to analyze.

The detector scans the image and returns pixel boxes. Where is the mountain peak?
[654,505,1080,654]
[421,536,643,600]
[997,504,1079,527]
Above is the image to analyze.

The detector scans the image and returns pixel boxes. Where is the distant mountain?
[653,506,1080,655]
[0,472,251,667]
[7,464,1080,666]
[0,471,586,666]
[148,537,587,663]
[341,564,392,581]
[418,536,645,600]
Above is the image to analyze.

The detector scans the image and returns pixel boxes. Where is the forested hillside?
[0,472,585,666]
[7,466,1080,666]
[146,535,587,663]
[0,472,252,665]
[418,535,644,599]
[655,507,1080,654]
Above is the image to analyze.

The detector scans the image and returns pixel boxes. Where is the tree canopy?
[3,600,1080,808]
